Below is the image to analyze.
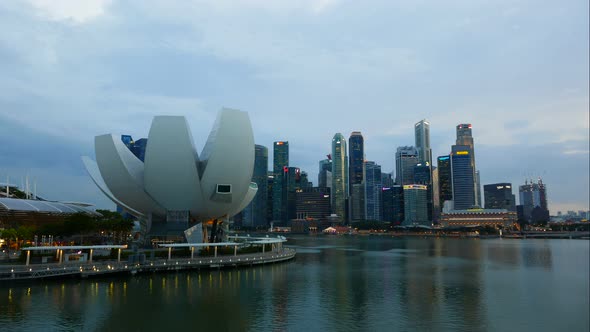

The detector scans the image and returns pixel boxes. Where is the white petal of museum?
[82,108,257,237]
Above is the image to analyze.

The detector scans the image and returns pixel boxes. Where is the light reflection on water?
[0,237,588,331]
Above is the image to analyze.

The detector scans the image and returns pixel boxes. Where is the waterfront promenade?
[0,248,296,282]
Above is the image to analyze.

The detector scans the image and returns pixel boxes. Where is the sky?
[0,0,588,214]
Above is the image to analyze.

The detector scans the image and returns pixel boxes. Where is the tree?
[64,212,96,244]
[1,228,18,249]
[95,210,133,244]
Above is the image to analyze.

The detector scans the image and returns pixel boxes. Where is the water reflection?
[0,237,587,331]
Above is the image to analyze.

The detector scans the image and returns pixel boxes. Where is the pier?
[0,248,296,281]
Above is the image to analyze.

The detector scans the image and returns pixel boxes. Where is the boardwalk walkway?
[0,248,296,282]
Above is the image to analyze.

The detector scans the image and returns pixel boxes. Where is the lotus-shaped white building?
[82,108,257,241]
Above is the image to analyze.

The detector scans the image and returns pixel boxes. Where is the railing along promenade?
[0,248,296,282]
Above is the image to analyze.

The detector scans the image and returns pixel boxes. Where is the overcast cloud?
[0,0,588,213]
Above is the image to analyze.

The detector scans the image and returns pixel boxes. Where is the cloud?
[0,0,588,211]
[27,0,113,24]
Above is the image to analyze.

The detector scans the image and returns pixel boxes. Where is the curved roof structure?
[0,197,101,216]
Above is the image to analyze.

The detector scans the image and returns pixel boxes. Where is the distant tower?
[455,123,479,206]
[451,145,475,210]
[395,146,419,185]
[484,183,516,211]
[437,155,453,210]
[415,119,432,165]
[132,138,148,162]
[272,141,289,222]
[243,145,268,227]
[349,132,365,221]
[403,184,429,226]
[348,132,364,187]
[331,133,348,222]
[318,158,332,189]
[519,178,549,223]
[364,161,382,221]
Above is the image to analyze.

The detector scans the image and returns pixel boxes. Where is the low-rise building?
[440,208,517,227]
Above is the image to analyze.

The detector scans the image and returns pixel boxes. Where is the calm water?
[1,236,588,331]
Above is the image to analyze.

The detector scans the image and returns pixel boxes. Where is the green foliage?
[1,228,18,240]
[64,212,96,236]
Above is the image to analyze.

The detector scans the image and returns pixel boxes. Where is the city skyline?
[0,1,588,213]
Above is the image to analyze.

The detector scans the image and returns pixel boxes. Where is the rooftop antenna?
[34,179,37,200]
[25,174,30,199]
[5,175,8,197]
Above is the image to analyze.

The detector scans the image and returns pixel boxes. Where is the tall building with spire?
[331,133,348,222]
[272,141,289,222]
[415,119,432,166]
[349,132,365,221]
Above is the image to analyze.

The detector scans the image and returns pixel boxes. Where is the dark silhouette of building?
[295,187,331,220]
[381,187,394,222]
[437,155,452,211]
[272,141,289,222]
[392,185,405,225]
[519,178,549,224]
[243,145,268,228]
[484,183,516,211]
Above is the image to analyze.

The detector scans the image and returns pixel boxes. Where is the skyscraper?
[120,135,148,162]
[364,161,382,221]
[475,170,482,207]
[403,184,429,226]
[455,124,479,206]
[437,155,453,209]
[295,187,331,220]
[392,185,405,224]
[415,119,432,165]
[348,132,364,187]
[432,166,440,222]
[318,158,332,189]
[414,163,433,222]
[395,146,419,185]
[348,132,365,221]
[242,145,268,228]
[484,183,516,211]
[451,145,475,210]
[132,138,148,162]
[121,135,133,149]
[285,166,301,220]
[381,187,394,222]
[272,141,289,222]
[519,178,549,223]
[350,183,365,221]
[331,133,348,222]
[381,172,394,187]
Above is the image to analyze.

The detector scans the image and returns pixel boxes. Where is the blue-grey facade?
[331,133,348,222]
[403,184,429,226]
[451,145,475,210]
[364,161,382,221]
[272,141,289,222]
[243,145,268,227]
[395,146,419,185]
